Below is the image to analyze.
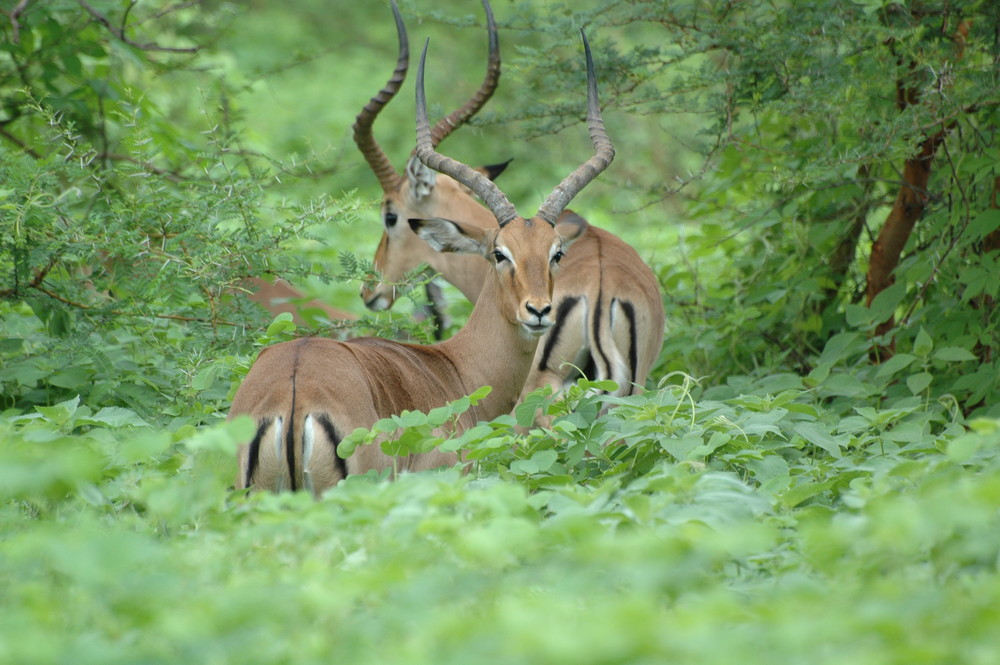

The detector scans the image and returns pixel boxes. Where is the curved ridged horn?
[415,38,519,226]
[351,0,407,193]
[428,0,500,148]
[536,30,615,226]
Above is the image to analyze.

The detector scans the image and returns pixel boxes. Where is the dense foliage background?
[2,1,999,662]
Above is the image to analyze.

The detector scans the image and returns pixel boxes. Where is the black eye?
[384,212,398,228]
[552,250,564,264]
[493,250,507,263]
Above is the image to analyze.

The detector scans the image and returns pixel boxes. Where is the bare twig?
[0,126,42,159]
[2,0,32,44]
[29,283,241,327]
[78,0,199,54]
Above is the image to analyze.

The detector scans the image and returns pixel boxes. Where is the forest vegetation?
[1,1,999,662]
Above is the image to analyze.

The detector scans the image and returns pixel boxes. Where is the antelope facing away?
[246,277,356,326]
[356,0,664,405]
[229,29,613,496]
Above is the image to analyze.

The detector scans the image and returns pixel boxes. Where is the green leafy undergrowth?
[2,383,999,664]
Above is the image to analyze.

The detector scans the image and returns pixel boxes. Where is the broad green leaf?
[551,419,579,434]
[819,374,870,398]
[394,410,426,429]
[264,313,296,338]
[875,353,915,379]
[47,367,91,389]
[967,418,1000,434]
[745,454,790,486]
[450,396,472,415]
[806,363,831,386]
[792,422,844,458]
[968,208,1000,241]
[468,385,493,404]
[0,361,47,386]
[0,337,25,353]
[191,365,221,391]
[183,417,254,454]
[946,433,980,462]
[372,417,399,434]
[514,391,548,428]
[659,434,703,461]
[530,449,558,472]
[913,328,933,357]
[426,405,452,427]
[845,303,875,328]
[781,479,835,508]
[120,431,173,463]
[818,332,862,365]
[87,407,150,428]
[338,428,371,458]
[578,378,619,393]
[906,372,933,395]
[35,396,81,426]
[933,346,977,362]
[510,458,540,475]
[868,282,907,326]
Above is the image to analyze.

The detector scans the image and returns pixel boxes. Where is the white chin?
[366,296,390,312]
[521,323,551,338]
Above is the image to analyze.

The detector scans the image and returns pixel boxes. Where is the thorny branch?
[2,0,32,44]
[78,0,200,54]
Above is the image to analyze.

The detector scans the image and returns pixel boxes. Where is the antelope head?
[413,30,615,336]
[354,0,505,312]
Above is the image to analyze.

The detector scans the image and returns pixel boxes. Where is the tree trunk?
[865,129,947,353]
[864,20,969,360]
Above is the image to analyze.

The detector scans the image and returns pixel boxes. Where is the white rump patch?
[273,417,284,463]
[273,417,285,492]
[302,414,316,494]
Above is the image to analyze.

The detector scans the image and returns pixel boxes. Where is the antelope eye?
[493,249,507,264]
[384,212,398,228]
[552,250,564,264]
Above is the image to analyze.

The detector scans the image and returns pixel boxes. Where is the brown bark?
[865,128,947,345]
[864,20,970,360]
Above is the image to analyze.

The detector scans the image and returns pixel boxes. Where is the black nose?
[525,303,551,318]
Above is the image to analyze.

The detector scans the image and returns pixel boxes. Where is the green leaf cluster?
[2,386,1000,663]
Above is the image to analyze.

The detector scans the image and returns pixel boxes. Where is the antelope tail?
[238,372,349,496]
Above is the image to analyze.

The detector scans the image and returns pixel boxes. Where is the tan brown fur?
[231,216,585,496]
[357,2,664,404]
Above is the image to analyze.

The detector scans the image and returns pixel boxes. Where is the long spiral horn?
[415,38,519,226]
[351,0,407,193]
[535,31,615,225]
[428,0,500,148]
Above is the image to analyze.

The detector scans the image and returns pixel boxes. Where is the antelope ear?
[405,155,437,200]
[554,212,588,250]
[474,158,513,182]
[410,218,491,255]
